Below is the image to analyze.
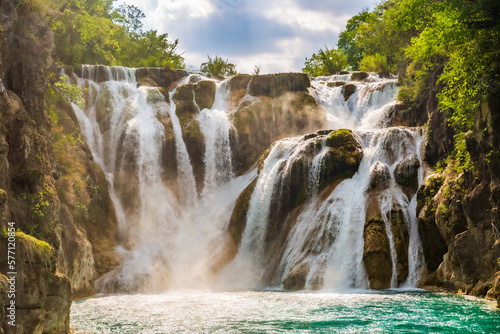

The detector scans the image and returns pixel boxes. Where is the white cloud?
[259,0,347,33]
[115,0,375,73]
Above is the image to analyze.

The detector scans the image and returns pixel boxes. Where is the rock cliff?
[396,64,500,305]
[0,1,118,332]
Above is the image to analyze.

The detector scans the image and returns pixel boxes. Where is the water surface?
[71,290,500,333]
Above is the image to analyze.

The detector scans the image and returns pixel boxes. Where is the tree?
[113,4,145,34]
[200,55,236,77]
[338,9,372,70]
[302,47,348,77]
[44,0,185,69]
[359,53,392,73]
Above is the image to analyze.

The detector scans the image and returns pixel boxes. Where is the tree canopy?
[336,0,500,169]
[43,0,185,68]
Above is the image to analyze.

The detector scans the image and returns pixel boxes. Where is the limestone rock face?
[231,92,326,174]
[388,102,427,127]
[351,72,369,82]
[342,84,356,101]
[247,73,310,98]
[212,179,257,272]
[363,201,392,289]
[389,204,409,284]
[282,262,310,290]
[135,67,188,90]
[0,1,120,332]
[47,94,119,298]
[172,81,215,190]
[226,130,364,288]
[416,96,500,302]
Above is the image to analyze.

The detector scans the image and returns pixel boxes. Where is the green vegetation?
[200,55,237,77]
[16,231,55,268]
[29,192,49,218]
[302,47,348,76]
[325,129,354,148]
[41,0,185,68]
[335,0,500,171]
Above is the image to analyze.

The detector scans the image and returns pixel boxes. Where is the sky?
[116,0,376,74]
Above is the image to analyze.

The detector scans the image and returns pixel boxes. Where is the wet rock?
[388,102,427,127]
[282,262,309,290]
[321,129,364,186]
[351,72,369,81]
[195,80,216,110]
[326,81,345,87]
[135,67,188,89]
[390,204,409,285]
[369,162,391,190]
[342,83,356,101]
[394,155,420,188]
[231,91,325,174]
[75,65,112,83]
[211,179,257,272]
[248,73,310,98]
[363,202,392,289]
[229,74,252,109]
[378,72,393,79]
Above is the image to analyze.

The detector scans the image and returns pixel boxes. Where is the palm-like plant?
[302,47,348,77]
[200,55,237,77]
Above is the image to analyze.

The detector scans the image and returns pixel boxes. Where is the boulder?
[363,200,392,289]
[135,67,188,89]
[369,162,391,190]
[248,73,310,98]
[282,262,309,290]
[342,83,356,101]
[394,155,420,188]
[351,72,369,81]
[194,80,216,110]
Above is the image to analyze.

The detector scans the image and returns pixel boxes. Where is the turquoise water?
[71,290,500,333]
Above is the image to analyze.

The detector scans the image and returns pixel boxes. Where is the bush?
[359,53,393,73]
[200,55,236,77]
[302,47,348,77]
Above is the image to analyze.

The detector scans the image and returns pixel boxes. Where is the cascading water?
[226,74,425,290]
[197,80,235,198]
[311,74,399,130]
[69,67,249,291]
[68,66,424,292]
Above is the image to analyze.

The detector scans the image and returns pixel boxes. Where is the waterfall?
[70,67,250,292]
[197,80,235,198]
[310,76,398,130]
[167,78,198,204]
[228,74,425,290]
[68,67,424,292]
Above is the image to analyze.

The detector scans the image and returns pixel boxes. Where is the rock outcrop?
[223,129,364,287]
[416,93,500,304]
[0,1,118,332]
[230,73,326,174]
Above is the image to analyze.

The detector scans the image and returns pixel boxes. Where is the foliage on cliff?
[338,0,500,167]
[40,0,185,68]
